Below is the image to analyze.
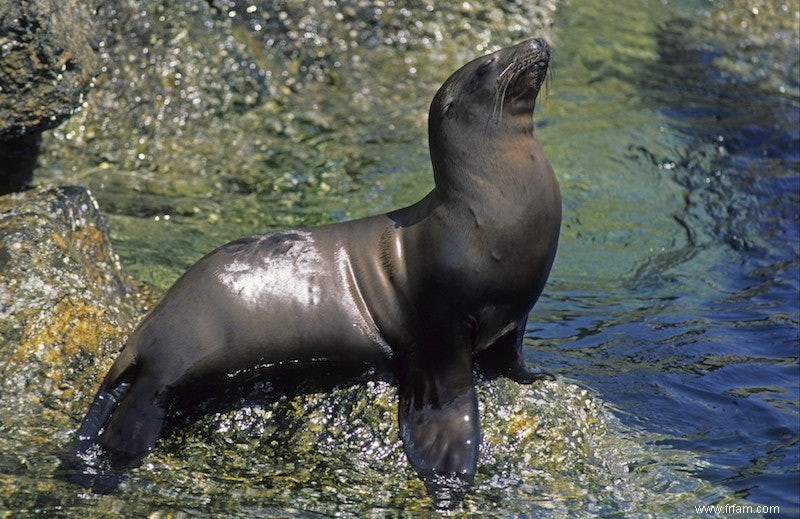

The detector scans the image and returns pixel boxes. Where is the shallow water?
[12,0,800,515]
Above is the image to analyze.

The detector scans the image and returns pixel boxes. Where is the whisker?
[497,76,513,120]
[492,59,524,122]
[487,46,550,126]
[545,60,554,100]
[496,60,516,84]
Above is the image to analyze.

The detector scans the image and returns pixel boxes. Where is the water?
[7,0,799,515]
[537,0,799,513]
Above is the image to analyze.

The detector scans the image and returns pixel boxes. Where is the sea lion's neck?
[429,117,539,205]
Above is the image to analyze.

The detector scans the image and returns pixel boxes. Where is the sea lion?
[68,37,560,509]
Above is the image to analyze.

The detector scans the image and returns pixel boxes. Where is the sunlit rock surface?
[0,0,98,139]
[0,0,100,192]
[0,186,147,413]
[114,379,729,515]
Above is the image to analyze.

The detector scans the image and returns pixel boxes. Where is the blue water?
[533,0,799,513]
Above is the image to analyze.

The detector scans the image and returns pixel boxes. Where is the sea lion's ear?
[398,344,478,510]
[436,84,456,118]
[441,101,453,117]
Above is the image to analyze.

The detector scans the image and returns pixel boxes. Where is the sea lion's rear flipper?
[71,349,139,457]
[398,345,478,510]
[98,379,166,469]
[72,380,132,454]
[65,346,166,492]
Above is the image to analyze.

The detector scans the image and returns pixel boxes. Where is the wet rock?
[0,186,149,416]
[0,0,99,192]
[139,378,721,514]
[217,0,560,85]
[0,0,99,138]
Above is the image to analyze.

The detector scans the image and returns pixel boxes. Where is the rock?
[0,0,99,138]
[0,186,151,416]
[0,0,99,192]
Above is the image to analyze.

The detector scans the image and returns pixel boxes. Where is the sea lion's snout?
[518,38,550,81]
[509,38,550,68]
[526,38,550,57]
[490,37,551,115]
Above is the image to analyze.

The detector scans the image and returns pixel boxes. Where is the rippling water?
[538,0,799,513]
[15,0,800,515]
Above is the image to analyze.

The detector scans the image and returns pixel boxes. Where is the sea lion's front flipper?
[398,345,478,510]
[475,318,555,384]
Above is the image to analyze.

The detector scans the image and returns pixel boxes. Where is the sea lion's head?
[427,38,551,188]
[429,38,550,137]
